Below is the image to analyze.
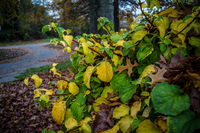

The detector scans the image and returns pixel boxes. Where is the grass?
[0,39,49,47]
[14,60,72,81]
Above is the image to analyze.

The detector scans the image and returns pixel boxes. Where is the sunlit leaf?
[85,52,95,64]
[134,15,143,23]
[24,77,29,86]
[136,119,162,133]
[81,123,92,133]
[140,65,155,78]
[132,30,148,43]
[112,54,120,66]
[52,101,66,125]
[113,104,130,119]
[63,35,73,47]
[57,80,68,90]
[68,82,79,95]
[64,117,78,130]
[83,66,95,89]
[40,89,54,95]
[82,42,89,54]
[34,89,41,99]
[96,62,113,82]
[31,74,42,88]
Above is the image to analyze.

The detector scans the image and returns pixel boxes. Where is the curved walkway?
[0,43,68,83]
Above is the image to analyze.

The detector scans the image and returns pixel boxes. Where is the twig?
[40,76,69,82]
[138,0,154,28]
[57,70,71,78]
[51,93,70,96]
[171,11,200,40]
[103,25,111,35]
[73,39,105,57]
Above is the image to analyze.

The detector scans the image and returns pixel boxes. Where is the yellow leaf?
[114,50,123,56]
[60,41,66,46]
[132,30,148,43]
[116,40,125,47]
[136,119,162,133]
[67,47,71,53]
[65,108,73,120]
[134,15,143,23]
[83,66,95,88]
[57,80,68,90]
[158,26,165,38]
[34,89,41,99]
[96,62,113,82]
[130,22,139,31]
[57,131,64,133]
[103,121,121,133]
[120,115,134,133]
[81,123,92,133]
[93,46,100,56]
[131,100,141,119]
[112,54,120,66]
[152,0,160,10]
[85,52,95,64]
[40,94,49,102]
[140,65,156,78]
[142,3,148,8]
[63,35,73,47]
[178,34,185,44]
[65,117,78,129]
[52,63,58,67]
[101,86,114,98]
[40,89,54,95]
[150,3,154,10]
[79,117,92,126]
[24,77,29,86]
[113,104,130,119]
[155,116,167,132]
[50,67,61,77]
[158,8,173,16]
[68,82,79,95]
[52,101,66,125]
[93,97,110,111]
[31,74,42,88]
[82,42,89,54]
[142,106,152,118]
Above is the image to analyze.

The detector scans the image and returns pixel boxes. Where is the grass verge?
[14,60,72,81]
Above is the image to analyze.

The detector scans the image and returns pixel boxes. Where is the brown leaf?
[190,87,200,115]
[114,58,139,77]
[147,67,168,86]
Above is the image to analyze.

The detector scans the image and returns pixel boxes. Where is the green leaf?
[110,72,132,92]
[56,27,65,39]
[131,115,145,131]
[189,37,200,49]
[137,44,153,61]
[123,41,134,49]
[110,34,122,43]
[151,82,190,116]
[92,87,104,98]
[85,52,95,64]
[105,49,114,58]
[76,93,86,106]
[70,102,85,122]
[119,84,138,103]
[132,30,148,43]
[160,43,167,53]
[42,25,49,34]
[147,0,152,7]
[183,15,193,22]
[168,109,200,133]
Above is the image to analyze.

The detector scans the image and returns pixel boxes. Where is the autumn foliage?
[25,0,200,132]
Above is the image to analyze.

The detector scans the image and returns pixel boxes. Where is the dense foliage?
[25,0,200,132]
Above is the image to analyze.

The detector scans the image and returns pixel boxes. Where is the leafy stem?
[171,11,200,40]
[103,25,111,35]
[138,0,155,28]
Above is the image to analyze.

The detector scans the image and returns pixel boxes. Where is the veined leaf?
[119,84,138,103]
[64,118,78,130]
[131,100,141,119]
[70,102,85,122]
[52,101,66,125]
[82,42,89,54]
[137,44,153,61]
[152,82,190,116]
[81,123,92,133]
[120,115,134,133]
[63,35,73,47]
[132,30,148,43]
[68,82,79,95]
[113,104,130,119]
[57,80,68,90]
[101,86,114,98]
[31,74,42,88]
[96,62,113,82]
[140,65,155,78]
[189,37,200,48]
[83,66,95,89]
[85,52,95,64]
[136,119,162,133]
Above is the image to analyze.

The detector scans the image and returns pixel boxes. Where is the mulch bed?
[0,72,71,133]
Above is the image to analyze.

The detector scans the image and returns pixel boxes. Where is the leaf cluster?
[26,0,200,133]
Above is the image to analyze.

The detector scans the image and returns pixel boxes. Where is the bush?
[25,0,200,133]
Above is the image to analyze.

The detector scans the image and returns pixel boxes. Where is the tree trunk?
[114,0,119,32]
[89,0,114,35]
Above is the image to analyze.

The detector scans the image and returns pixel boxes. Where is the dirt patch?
[0,71,71,133]
[0,48,28,61]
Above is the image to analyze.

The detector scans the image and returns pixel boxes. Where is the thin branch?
[138,0,154,28]
[103,25,111,35]
[171,11,200,40]
[40,76,69,82]
[51,93,70,96]
[57,70,70,78]
[73,39,105,57]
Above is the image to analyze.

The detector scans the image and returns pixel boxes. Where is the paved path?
[0,43,66,83]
